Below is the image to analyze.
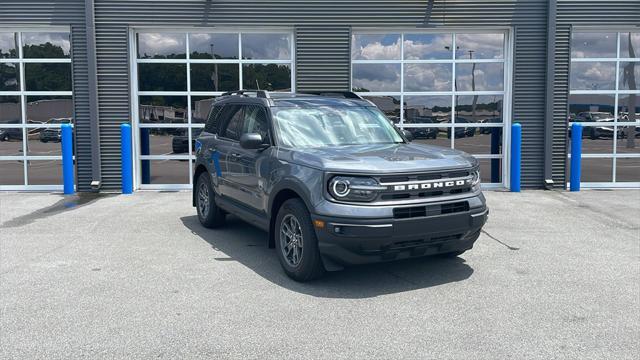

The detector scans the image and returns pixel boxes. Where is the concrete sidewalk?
[1,190,639,359]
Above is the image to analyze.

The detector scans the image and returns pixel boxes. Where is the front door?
[225,104,271,212]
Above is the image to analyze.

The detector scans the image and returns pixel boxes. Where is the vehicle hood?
[277,143,478,173]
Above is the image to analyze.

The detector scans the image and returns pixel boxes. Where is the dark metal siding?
[92,0,550,189]
[295,26,351,92]
[0,0,93,190]
[553,1,640,186]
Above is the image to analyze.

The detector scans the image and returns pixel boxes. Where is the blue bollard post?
[121,123,133,194]
[61,123,75,195]
[510,123,521,192]
[570,123,582,192]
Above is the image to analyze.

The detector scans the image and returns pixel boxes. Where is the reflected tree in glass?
[622,33,637,150]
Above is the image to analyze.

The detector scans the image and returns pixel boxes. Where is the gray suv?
[193,90,488,281]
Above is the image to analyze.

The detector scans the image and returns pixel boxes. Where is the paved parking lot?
[1,190,639,359]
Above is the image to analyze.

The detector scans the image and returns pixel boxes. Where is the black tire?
[195,172,225,228]
[275,198,325,281]
[1,134,8,142]
[590,128,598,140]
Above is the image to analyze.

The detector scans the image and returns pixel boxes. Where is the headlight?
[471,170,481,186]
[328,176,385,202]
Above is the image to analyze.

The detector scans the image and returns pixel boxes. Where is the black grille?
[393,201,469,219]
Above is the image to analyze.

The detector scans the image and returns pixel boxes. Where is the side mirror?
[240,133,267,149]
[402,129,414,142]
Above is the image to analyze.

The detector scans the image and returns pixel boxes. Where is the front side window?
[219,105,243,141]
[272,106,403,148]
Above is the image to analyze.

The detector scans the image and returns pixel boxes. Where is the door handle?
[230,152,242,158]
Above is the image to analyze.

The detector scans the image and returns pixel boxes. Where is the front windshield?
[272,106,404,148]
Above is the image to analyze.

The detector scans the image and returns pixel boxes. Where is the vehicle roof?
[214,92,374,108]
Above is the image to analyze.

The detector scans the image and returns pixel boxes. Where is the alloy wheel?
[280,214,304,267]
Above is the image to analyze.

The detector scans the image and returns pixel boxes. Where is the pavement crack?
[482,230,520,250]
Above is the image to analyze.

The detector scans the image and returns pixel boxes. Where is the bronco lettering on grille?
[393,179,470,191]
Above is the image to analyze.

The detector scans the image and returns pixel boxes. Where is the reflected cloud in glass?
[351,34,401,60]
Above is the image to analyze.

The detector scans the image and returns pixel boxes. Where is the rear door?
[209,104,243,197]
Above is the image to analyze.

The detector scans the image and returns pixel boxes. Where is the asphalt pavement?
[1,190,639,359]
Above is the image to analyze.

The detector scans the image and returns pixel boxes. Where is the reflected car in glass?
[172,128,203,153]
[39,118,72,143]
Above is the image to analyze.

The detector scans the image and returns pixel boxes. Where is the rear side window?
[204,104,224,133]
[218,104,243,141]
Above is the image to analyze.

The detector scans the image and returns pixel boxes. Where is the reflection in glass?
[408,132,451,148]
[569,94,615,122]
[139,128,186,156]
[403,96,451,126]
[138,63,186,91]
[241,34,291,60]
[455,63,504,91]
[191,96,217,124]
[570,62,616,90]
[351,34,401,60]
[136,33,186,59]
[0,96,21,125]
[0,63,19,91]
[619,61,639,91]
[189,33,238,59]
[403,33,452,60]
[567,126,614,154]
[478,158,502,183]
[144,160,189,184]
[190,64,239,91]
[571,32,617,59]
[352,63,401,92]
[139,96,187,124]
[454,127,502,155]
[455,95,503,124]
[24,63,72,91]
[616,130,639,154]
[404,63,452,92]
[27,160,62,185]
[27,129,62,155]
[580,158,613,182]
[455,33,504,59]
[0,129,23,155]
[620,33,640,59]
[22,32,70,58]
[26,97,73,124]
[0,161,24,185]
[616,158,640,182]
[617,94,639,123]
[363,96,401,123]
[242,64,291,91]
[0,33,17,58]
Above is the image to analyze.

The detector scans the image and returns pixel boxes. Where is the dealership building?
[1,0,638,192]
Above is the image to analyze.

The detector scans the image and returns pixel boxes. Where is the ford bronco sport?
[193,90,488,281]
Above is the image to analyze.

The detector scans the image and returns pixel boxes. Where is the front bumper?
[312,196,488,265]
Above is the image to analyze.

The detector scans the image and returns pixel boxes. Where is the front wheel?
[275,199,325,281]
[195,172,225,228]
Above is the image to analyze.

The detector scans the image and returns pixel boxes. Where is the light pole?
[210,43,219,91]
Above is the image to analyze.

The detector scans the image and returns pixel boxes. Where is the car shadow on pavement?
[181,215,474,298]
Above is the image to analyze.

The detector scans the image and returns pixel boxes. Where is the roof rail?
[301,91,363,100]
[220,90,270,99]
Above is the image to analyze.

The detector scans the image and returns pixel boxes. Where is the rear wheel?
[196,172,225,228]
[275,198,325,281]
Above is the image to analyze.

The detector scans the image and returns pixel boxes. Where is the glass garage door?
[569,31,640,187]
[0,30,73,190]
[132,30,294,189]
[351,31,510,187]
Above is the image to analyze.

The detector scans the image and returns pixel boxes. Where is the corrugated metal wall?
[0,0,94,191]
[11,1,622,190]
[91,0,550,189]
[553,1,640,186]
